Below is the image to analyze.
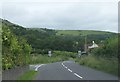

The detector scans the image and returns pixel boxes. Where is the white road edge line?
[35,64,45,71]
[62,63,65,67]
[74,73,83,79]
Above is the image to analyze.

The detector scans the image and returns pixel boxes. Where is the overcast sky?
[1,0,119,32]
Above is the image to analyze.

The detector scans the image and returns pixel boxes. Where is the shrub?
[92,36,118,58]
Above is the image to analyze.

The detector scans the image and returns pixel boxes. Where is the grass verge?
[30,51,76,64]
[75,55,118,76]
[30,55,63,64]
[17,70,37,80]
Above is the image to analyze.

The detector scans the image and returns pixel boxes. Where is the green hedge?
[2,25,32,70]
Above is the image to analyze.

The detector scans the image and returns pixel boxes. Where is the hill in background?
[29,28,116,36]
[1,19,117,52]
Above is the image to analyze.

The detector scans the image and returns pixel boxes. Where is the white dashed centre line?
[65,66,67,69]
[74,73,83,79]
[68,69,72,72]
[62,61,83,79]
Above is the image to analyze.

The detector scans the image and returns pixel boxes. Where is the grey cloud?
[1,2,118,32]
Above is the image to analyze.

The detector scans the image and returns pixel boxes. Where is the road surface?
[35,61,118,80]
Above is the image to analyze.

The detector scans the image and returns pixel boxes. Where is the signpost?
[78,51,81,58]
[48,51,52,57]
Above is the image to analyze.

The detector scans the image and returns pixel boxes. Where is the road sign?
[78,51,81,57]
[48,51,52,57]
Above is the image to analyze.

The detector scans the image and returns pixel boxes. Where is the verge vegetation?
[75,55,118,75]
[18,70,37,80]
[75,36,119,76]
[30,51,76,64]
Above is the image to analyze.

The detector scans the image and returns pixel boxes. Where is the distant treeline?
[2,19,117,54]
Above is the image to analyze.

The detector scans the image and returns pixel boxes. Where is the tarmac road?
[35,61,118,80]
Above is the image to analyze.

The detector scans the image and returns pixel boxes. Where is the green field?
[29,28,114,36]
[56,30,113,36]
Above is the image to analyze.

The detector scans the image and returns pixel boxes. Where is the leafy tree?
[2,21,32,70]
[92,36,118,58]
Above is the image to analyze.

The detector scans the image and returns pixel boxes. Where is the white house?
[88,41,98,49]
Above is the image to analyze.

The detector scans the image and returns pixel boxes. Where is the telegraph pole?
[84,35,87,53]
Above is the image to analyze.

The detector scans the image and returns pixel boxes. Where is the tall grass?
[30,51,76,64]
[75,55,118,75]
[30,55,63,64]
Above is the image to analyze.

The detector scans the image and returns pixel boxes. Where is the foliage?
[75,35,119,76]
[2,21,32,70]
[53,51,76,58]
[30,51,76,64]
[30,55,62,64]
[0,21,2,71]
[91,36,118,58]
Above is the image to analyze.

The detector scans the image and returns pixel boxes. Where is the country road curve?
[35,61,118,80]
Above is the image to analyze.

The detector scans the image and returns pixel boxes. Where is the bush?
[2,25,32,70]
[53,51,76,58]
[92,37,118,58]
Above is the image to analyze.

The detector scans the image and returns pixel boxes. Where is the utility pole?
[84,35,87,53]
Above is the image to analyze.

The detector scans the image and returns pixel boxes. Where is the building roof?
[88,41,98,49]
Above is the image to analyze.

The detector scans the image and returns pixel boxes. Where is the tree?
[2,22,32,70]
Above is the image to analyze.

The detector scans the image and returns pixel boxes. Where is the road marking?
[35,64,45,71]
[62,62,68,69]
[62,61,83,79]
[68,69,72,72]
[74,73,83,79]
[62,63,65,67]
[65,66,67,69]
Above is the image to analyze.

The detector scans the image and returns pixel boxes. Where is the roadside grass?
[29,50,119,76]
[75,55,118,76]
[30,51,76,64]
[30,55,63,64]
[17,70,37,80]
